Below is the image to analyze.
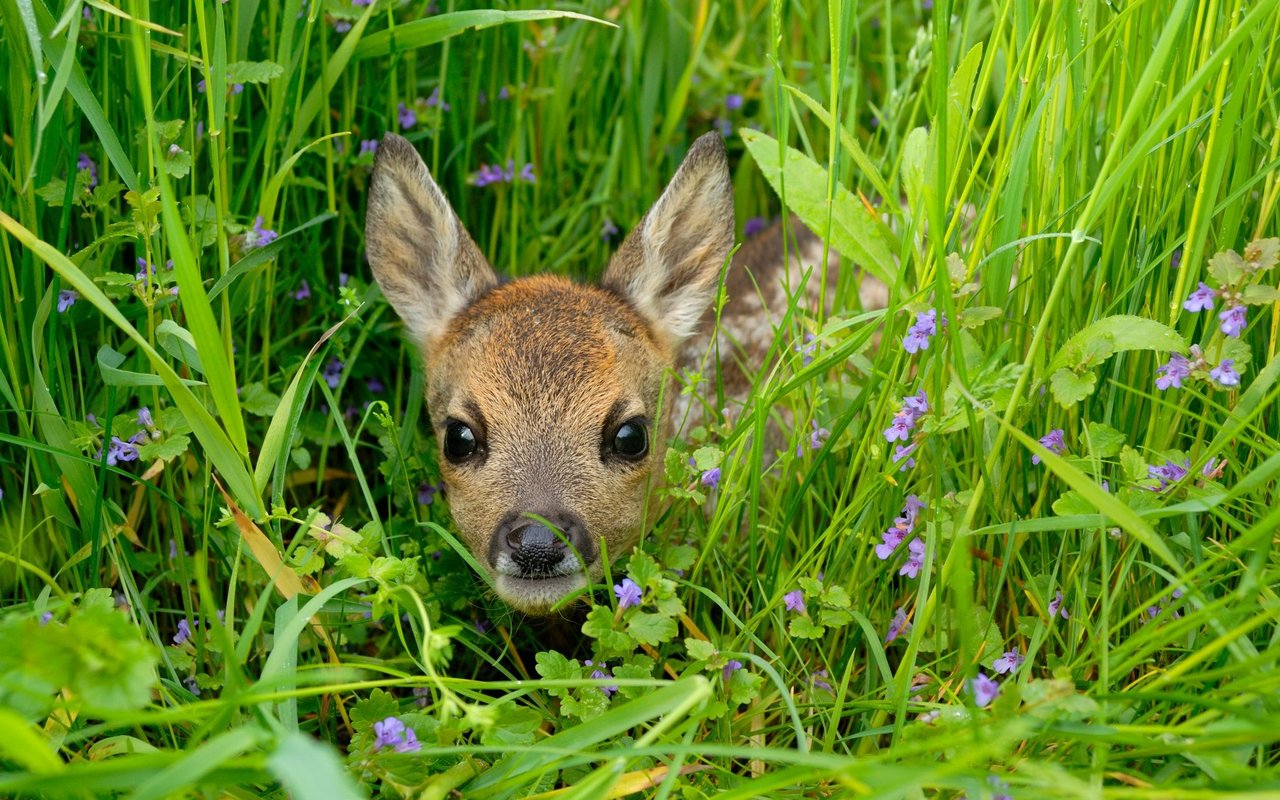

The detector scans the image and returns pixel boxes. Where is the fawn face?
[365,133,733,613]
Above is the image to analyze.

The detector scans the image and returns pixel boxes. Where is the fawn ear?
[366,133,498,344]
[602,132,734,347]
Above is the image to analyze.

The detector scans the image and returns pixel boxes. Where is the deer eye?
[612,419,648,459]
[443,421,478,461]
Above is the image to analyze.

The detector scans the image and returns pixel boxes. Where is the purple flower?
[811,669,833,693]
[294,279,311,301]
[371,716,404,747]
[898,537,925,578]
[903,390,929,417]
[425,87,451,112]
[724,93,744,111]
[884,412,914,443]
[39,611,52,625]
[322,357,343,389]
[970,671,999,707]
[992,649,1024,674]
[1155,353,1191,390]
[1210,359,1240,387]
[795,334,817,367]
[713,118,733,137]
[892,443,917,471]
[614,578,642,609]
[57,290,78,313]
[105,435,139,466]
[173,619,193,645]
[903,309,938,354]
[518,162,536,183]
[397,102,417,130]
[1171,248,1183,270]
[77,153,99,188]
[1182,281,1215,313]
[989,774,1013,800]
[808,419,830,451]
[876,496,923,561]
[885,607,910,643]
[359,139,378,157]
[1148,458,1191,491]
[232,83,243,95]
[197,79,207,93]
[1031,428,1065,465]
[1048,590,1068,619]
[601,218,619,241]
[137,406,154,428]
[884,390,929,443]
[588,663,618,697]
[367,377,385,394]
[244,216,277,249]
[1219,305,1246,337]
[196,121,204,142]
[744,216,767,237]
[700,468,721,488]
[722,659,744,680]
[783,589,806,613]
[417,480,441,506]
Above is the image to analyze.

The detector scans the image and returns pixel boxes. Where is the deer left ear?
[602,132,734,347]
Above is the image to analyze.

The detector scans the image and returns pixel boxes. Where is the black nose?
[489,510,594,577]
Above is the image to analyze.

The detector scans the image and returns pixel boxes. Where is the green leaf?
[1207,249,1246,285]
[727,668,763,706]
[1244,238,1279,272]
[1083,422,1126,458]
[626,612,677,646]
[240,382,282,417]
[822,584,851,609]
[1052,490,1096,517]
[267,733,364,800]
[685,638,718,663]
[1049,368,1097,407]
[901,126,929,216]
[691,445,723,471]
[959,306,1002,328]
[788,616,825,639]
[136,434,191,462]
[625,550,662,589]
[1048,315,1186,374]
[355,10,614,59]
[740,128,897,288]
[155,320,204,373]
[226,60,284,84]
[1242,284,1280,305]
[1120,446,1148,483]
[582,606,633,656]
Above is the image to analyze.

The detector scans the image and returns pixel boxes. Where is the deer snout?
[488,509,596,579]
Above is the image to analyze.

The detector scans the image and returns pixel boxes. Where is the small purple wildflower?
[417,481,441,506]
[1048,590,1068,619]
[1155,353,1191,390]
[137,406,154,428]
[783,589,806,613]
[57,290,78,313]
[795,334,817,367]
[245,216,277,249]
[885,607,910,643]
[724,93,744,111]
[1171,248,1183,270]
[989,774,1013,800]
[294,279,311,301]
[371,716,404,747]
[367,377,385,393]
[892,443,918,471]
[614,578,642,609]
[1210,359,1240,387]
[1219,305,1247,337]
[903,309,939,354]
[601,218,619,241]
[518,162,536,183]
[1148,458,1190,491]
[722,659,744,680]
[588,662,618,697]
[359,139,379,157]
[1031,428,1065,465]
[700,467,721,489]
[397,102,417,130]
[1182,282,1215,313]
[992,649,1024,674]
[884,390,928,443]
[40,611,53,625]
[77,153,99,188]
[743,216,767,237]
[173,619,193,645]
[196,121,204,142]
[811,669,833,693]
[898,537,925,579]
[808,419,830,451]
[184,677,201,696]
[352,0,373,5]
[713,117,733,137]
[105,436,140,466]
[425,87,451,112]
[323,357,343,389]
[413,686,430,707]
[970,671,999,707]
[232,83,243,94]
[876,495,923,561]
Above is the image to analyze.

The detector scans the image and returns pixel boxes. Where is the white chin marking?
[496,573,589,614]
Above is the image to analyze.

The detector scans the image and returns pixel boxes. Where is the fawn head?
[365,132,733,613]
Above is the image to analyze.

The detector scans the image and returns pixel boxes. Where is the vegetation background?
[1,0,1279,797]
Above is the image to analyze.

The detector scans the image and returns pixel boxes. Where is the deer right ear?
[365,133,498,344]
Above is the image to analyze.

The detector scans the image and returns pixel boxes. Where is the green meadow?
[2,0,1280,796]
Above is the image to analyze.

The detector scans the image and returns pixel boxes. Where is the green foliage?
[2,0,1279,797]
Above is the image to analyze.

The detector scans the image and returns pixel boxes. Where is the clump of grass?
[1,0,1279,797]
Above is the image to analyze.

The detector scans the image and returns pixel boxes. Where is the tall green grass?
[2,0,1279,796]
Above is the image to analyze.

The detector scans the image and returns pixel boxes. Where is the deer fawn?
[366,131,878,614]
